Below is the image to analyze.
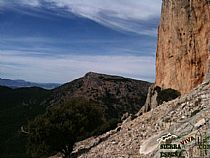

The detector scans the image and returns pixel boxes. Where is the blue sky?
[0,0,162,83]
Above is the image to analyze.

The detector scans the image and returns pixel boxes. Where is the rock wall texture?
[156,0,210,94]
[138,84,159,114]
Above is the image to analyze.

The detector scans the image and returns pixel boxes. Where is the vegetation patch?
[27,98,107,158]
[0,86,52,158]
[157,88,181,105]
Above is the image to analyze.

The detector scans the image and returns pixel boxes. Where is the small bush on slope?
[157,88,181,105]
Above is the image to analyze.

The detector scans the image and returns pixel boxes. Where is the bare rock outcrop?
[138,84,159,114]
[156,0,210,93]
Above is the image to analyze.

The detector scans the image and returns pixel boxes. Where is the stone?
[121,112,129,121]
[156,0,210,94]
[194,118,206,128]
[141,84,159,112]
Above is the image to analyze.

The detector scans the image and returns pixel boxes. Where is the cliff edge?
[156,0,210,93]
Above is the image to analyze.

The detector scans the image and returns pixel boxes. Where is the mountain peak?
[83,72,135,81]
[84,72,101,77]
[53,73,151,119]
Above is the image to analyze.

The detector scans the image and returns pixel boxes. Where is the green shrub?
[154,86,161,93]
[157,88,181,105]
[27,98,105,158]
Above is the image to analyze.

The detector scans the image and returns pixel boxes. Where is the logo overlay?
[158,131,210,158]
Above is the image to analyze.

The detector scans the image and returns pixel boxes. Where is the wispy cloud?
[1,36,156,56]
[0,0,161,36]
[20,0,40,7]
[48,0,161,36]
[1,0,40,7]
[0,51,155,83]
[0,1,159,82]
[45,0,161,20]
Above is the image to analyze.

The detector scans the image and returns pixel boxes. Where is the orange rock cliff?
[156,0,210,94]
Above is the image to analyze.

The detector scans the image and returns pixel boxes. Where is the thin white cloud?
[46,0,161,20]
[0,0,162,36]
[20,0,40,7]
[0,0,4,6]
[0,0,5,11]
[45,0,162,35]
[0,51,155,83]
[0,0,40,7]
[0,1,158,82]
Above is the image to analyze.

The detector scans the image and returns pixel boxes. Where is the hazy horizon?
[1,71,156,84]
[0,0,162,83]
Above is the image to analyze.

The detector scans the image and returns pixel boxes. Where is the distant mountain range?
[0,78,61,89]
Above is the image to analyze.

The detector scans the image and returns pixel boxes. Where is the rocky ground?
[72,80,210,158]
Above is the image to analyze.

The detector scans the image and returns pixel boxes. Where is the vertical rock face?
[156,0,210,94]
[139,84,158,113]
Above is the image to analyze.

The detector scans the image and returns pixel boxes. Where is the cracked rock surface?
[156,0,210,93]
